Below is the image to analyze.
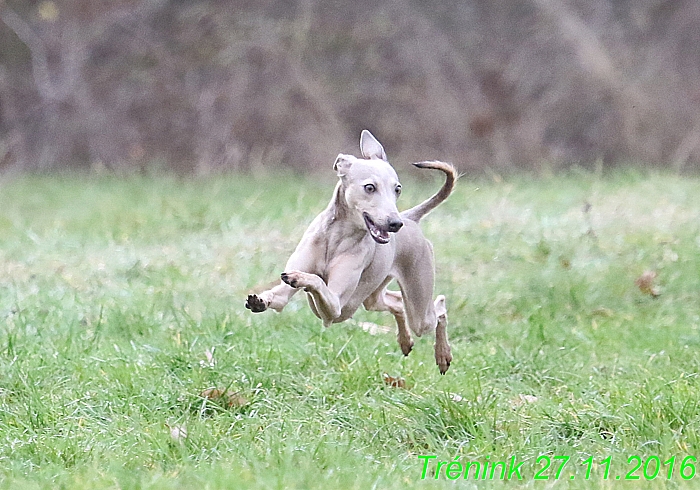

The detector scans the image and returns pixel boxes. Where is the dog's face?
[333,131,403,244]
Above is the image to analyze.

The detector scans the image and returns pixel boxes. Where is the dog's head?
[333,130,403,244]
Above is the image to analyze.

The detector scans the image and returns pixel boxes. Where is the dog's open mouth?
[363,213,391,244]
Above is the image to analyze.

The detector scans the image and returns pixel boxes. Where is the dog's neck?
[330,181,348,221]
[326,181,369,241]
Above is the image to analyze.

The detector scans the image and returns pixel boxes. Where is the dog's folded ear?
[360,130,387,161]
[333,154,353,176]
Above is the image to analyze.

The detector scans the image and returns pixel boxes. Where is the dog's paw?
[398,336,414,357]
[245,294,267,313]
[435,346,452,375]
[280,272,296,288]
[437,357,451,375]
[281,271,307,289]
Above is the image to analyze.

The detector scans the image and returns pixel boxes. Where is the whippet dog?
[246,130,457,374]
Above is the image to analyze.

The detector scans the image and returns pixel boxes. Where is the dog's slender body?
[245,130,456,373]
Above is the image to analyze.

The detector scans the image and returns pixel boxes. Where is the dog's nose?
[387,218,403,233]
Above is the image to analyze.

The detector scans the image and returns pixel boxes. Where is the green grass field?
[1,169,700,488]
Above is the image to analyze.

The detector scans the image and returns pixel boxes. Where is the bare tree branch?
[1,7,54,99]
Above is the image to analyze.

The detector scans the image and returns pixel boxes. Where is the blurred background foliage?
[1,0,699,174]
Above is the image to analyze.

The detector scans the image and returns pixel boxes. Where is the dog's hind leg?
[394,238,452,373]
[364,283,414,356]
[433,294,452,374]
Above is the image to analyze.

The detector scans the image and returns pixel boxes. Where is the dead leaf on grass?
[635,270,660,297]
[382,373,406,389]
[199,388,249,409]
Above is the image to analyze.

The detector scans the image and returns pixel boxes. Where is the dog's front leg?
[246,282,299,313]
[246,239,322,314]
[282,260,363,327]
[280,271,342,327]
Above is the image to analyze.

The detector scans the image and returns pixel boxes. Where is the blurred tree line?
[1,0,699,173]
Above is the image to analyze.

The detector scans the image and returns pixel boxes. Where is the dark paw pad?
[280,272,299,288]
[437,356,452,375]
[438,361,451,375]
[245,294,267,313]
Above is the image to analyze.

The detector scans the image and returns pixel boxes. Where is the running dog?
[245,130,457,373]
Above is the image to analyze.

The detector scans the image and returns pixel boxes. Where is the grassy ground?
[0,169,700,488]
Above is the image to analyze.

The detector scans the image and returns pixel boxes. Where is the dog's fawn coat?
[246,130,457,373]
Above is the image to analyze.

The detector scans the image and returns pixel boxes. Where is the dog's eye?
[364,184,376,193]
[395,185,402,196]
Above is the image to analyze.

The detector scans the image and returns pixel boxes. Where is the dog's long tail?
[401,161,458,223]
